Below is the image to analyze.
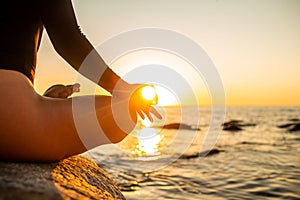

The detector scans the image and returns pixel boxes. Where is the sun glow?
[155,86,178,106]
[140,85,178,106]
[141,118,152,127]
[141,86,156,101]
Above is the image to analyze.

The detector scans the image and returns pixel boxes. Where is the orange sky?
[34,0,300,106]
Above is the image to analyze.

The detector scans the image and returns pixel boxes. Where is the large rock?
[0,155,125,200]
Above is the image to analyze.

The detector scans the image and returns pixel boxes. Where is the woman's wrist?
[99,67,130,94]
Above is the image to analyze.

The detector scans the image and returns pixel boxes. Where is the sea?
[84,106,300,200]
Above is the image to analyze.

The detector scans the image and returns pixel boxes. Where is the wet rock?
[277,123,295,128]
[180,149,224,159]
[288,123,300,132]
[0,155,125,200]
[162,123,200,130]
[222,120,243,131]
[222,120,256,132]
[289,118,299,122]
[223,123,243,131]
[278,122,300,132]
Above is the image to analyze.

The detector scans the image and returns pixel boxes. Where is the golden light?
[135,128,162,157]
[155,86,178,106]
[141,118,152,127]
[141,85,156,101]
[140,85,178,106]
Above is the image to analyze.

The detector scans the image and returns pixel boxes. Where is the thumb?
[66,83,80,93]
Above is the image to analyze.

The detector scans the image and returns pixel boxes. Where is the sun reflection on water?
[134,128,163,159]
[119,117,167,161]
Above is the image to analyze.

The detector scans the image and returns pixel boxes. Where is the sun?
[140,85,177,106]
[141,85,156,101]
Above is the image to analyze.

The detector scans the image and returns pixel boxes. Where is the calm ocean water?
[85,106,300,200]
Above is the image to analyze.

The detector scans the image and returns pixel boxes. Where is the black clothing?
[0,0,93,82]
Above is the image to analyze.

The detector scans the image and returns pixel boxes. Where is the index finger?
[150,106,162,120]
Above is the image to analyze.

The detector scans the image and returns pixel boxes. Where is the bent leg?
[0,70,136,161]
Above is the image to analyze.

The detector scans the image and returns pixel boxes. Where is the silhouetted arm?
[39,0,161,121]
[39,0,122,93]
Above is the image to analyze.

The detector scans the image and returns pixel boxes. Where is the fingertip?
[74,87,80,92]
[137,110,145,120]
[146,113,153,122]
[74,83,81,92]
[150,107,163,120]
[68,83,80,93]
[157,114,163,120]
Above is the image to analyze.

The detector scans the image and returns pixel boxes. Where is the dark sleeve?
[39,0,94,70]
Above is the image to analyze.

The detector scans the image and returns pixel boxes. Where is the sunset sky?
[34,0,300,106]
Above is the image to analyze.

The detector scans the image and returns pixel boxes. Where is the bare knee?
[95,96,137,144]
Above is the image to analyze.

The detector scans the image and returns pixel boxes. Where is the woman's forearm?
[76,49,124,93]
[41,0,125,93]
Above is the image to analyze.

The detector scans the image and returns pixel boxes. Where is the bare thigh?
[0,70,73,161]
[0,70,136,161]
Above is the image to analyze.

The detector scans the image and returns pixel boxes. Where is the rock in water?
[222,120,256,132]
[162,123,200,130]
[289,123,300,132]
[277,122,300,132]
[180,149,225,159]
[0,155,125,200]
[223,123,243,131]
[277,123,295,128]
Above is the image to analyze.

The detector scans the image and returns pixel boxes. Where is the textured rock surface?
[0,155,125,200]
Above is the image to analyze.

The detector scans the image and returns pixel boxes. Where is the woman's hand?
[43,83,80,98]
[112,82,162,122]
